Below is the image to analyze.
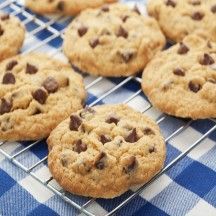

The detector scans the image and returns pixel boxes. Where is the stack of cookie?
[0,0,215,199]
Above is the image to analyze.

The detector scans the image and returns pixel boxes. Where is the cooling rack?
[0,1,215,216]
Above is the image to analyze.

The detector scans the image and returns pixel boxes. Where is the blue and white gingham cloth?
[0,0,216,215]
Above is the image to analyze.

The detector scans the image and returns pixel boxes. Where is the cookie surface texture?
[147,0,216,42]
[0,14,25,61]
[47,104,166,198]
[0,53,86,141]
[142,34,216,119]
[25,0,117,15]
[63,3,165,77]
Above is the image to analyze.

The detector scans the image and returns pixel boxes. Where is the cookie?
[0,14,25,62]
[0,53,86,141]
[47,104,166,198]
[63,3,166,77]
[142,34,216,119]
[25,0,117,15]
[147,0,216,42]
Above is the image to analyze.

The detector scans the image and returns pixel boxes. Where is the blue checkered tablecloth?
[0,0,216,215]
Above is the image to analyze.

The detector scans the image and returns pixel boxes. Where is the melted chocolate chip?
[177,42,189,54]
[211,5,216,13]
[116,26,128,38]
[2,73,15,84]
[143,127,155,135]
[123,156,137,174]
[32,89,47,104]
[101,5,109,12]
[0,25,4,36]
[74,140,87,153]
[188,81,202,93]
[133,5,141,14]
[78,26,88,37]
[6,60,18,71]
[106,116,119,125]
[89,38,99,49]
[69,115,82,131]
[57,1,64,11]
[199,53,215,65]
[173,68,185,76]
[42,77,59,93]
[100,135,111,144]
[165,0,176,7]
[121,52,134,63]
[26,63,38,74]
[149,146,156,153]
[95,152,106,170]
[125,128,139,143]
[0,14,10,21]
[0,99,12,115]
[122,15,129,22]
[191,11,204,20]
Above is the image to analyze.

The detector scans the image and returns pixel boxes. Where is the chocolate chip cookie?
[142,34,216,119]
[0,53,86,141]
[147,0,216,42]
[25,0,117,15]
[47,104,166,198]
[0,14,25,62]
[63,3,165,77]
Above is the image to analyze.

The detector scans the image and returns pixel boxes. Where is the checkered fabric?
[0,0,216,215]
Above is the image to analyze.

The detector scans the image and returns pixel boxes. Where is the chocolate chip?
[116,26,128,38]
[100,135,111,144]
[80,107,95,118]
[122,15,129,22]
[121,52,134,63]
[211,5,216,13]
[69,115,82,131]
[89,38,99,49]
[0,14,10,21]
[74,140,87,153]
[0,99,12,115]
[42,77,59,93]
[191,11,204,20]
[78,26,88,37]
[173,68,185,76]
[0,25,4,36]
[165,0,176,7]
[61,157,68,167]
[199,53,215,65]
[2,73,15,84]
[177,42,189,54]
[6,60,18,71]
[123,156,137,174]
[95,152,106,170]
[106,116,119,125]
[101,5,109,12]
[125,128,139,143]
[188,81,202,93]
[143,127,155,135]
[57,1,64,11]
[26,63,38,74]
[149,146,156,153]
[133,5,141,14]
[32,89,47,104]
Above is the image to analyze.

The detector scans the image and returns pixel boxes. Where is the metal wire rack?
[0,1,215,216]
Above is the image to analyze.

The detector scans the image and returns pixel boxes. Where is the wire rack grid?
[0,1,215,216]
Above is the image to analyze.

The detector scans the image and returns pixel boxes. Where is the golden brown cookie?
[47,104,166,198]
[142,34,216,119]
[63,3,165,77]
[0,53,86,141]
